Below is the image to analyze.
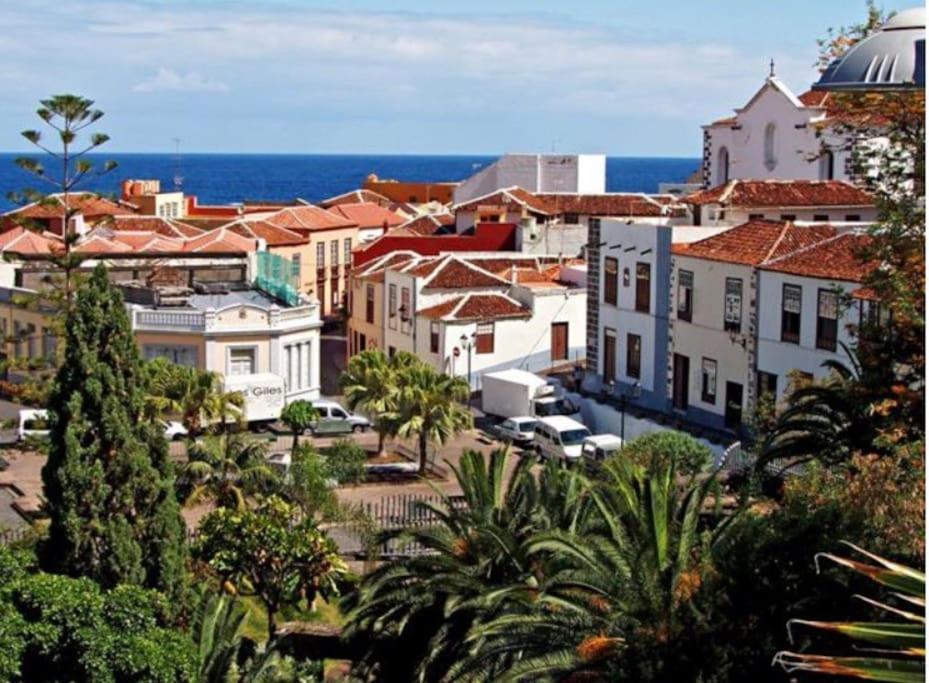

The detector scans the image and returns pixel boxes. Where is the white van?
[533,415,591,461]
[581,434,624,463]
[18,409,49,442]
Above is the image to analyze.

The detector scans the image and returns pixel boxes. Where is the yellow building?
[347,251,419,356]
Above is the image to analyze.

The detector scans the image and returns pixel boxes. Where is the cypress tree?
[41,264,186,599]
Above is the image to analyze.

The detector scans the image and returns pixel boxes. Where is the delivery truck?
[481,369,581,420]
[222,373,286,430]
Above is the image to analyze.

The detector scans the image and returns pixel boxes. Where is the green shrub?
[323,438,367,485]
[287,444,339,517]
[619,431,712,476]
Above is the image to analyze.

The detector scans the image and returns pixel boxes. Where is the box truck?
[481,369,581,420]
[222,373,286,429]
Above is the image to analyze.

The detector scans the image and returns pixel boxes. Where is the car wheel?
[352,424,365,434]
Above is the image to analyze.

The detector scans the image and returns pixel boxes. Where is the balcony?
[130,298,320,335]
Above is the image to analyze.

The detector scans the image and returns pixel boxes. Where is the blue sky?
[0,0,913,156]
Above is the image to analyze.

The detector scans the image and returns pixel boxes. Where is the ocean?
[0,153,700,211]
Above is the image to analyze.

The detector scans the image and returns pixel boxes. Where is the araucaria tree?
[41,265,186,599]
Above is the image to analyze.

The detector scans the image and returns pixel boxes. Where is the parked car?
[495,416,537,446]
[581,434,624,463]
[17,409,49,442]
[309,400,371,435]
[533,415,591,461]
[160,420,189,441]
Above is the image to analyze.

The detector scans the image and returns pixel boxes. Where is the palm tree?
[280,400,318,455]
[774,543,925,682]
[457,456,730,681]
[389,364,472,474]
[193,593,250,683]
[144,358,244,435]
[345,449,578,681]
[340,349,420,457]
[179,433,278,509]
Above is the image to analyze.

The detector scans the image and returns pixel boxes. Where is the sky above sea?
[0,1,914,157]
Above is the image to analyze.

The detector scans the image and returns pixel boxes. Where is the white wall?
[756,270,861,403]
[696,205,879,227]
[454,153,607,203]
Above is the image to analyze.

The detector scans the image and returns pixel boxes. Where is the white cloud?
[132,67,229,93]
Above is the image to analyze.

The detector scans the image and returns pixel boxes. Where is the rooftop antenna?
[172,137,183,191]
[769,58,776,78]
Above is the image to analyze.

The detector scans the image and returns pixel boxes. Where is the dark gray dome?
[814,7,925,91]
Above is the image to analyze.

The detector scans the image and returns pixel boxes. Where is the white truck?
[222,373,286,430]
[481,369,581,420]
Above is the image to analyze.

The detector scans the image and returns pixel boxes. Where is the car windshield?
[516,420,537,432]
[557,399,577,413]
[23,419,48,430]
[534,402,556,416]
[560,428,591,446]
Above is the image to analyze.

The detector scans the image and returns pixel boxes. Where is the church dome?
[814,7,925,90]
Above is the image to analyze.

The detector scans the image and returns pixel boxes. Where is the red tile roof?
[850,286,879,301]
[225,219,308,247]
[759,232,874,282]
[683,180,874,208]
[5,193,137,219]
[418,293,530,321]
[671,220,837,266]
[392,213,455,236]
[109,215,203,238]
[0,227,62,255]
[319,189,393,208]
[183,228,257,253]
[419,257,511,289]
[453,187,553,215]
[265,205,357,232]
[534,193,674,217]
[327,203,405,229]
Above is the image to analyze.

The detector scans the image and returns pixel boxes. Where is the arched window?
[717,146,730,185]
[819,150,835,180]
[763,123,777,171]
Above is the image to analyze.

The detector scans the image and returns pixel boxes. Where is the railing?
[133,309,205,332]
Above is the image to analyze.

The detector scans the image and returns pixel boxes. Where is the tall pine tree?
[41,265,186,599]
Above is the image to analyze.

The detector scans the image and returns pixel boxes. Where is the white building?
[756,231,875,404]
[380,253,586,388]
[454,154,606,204]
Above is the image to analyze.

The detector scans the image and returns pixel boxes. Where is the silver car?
[495,416,537,446]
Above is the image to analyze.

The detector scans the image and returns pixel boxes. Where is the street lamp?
[459,331,476,396]
[620,381,641,444]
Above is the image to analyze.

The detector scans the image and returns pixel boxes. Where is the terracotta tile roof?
[74,235,133,254]
[394,213,455,236]
[683,180,874,208]
[178,217,233,231]
[453,187,554,215]
[265,205,357,232]
[105,231,185,252]
[851,286,879,301]
[708,115,738,126]
[183,228,257,253]
[420,257,511,289]
[419,293,530,321]
[671,220,837,266]
[109,215,203,238]
[798,89,832,108]
[5,193,137,219]
[0,227,62,255]
[327,203,405,229]
[225,219,308,247]
[534,193,673,217]
[319,189,393,208]
[356,251,420,282]
[759,232,874,282]
[403,257,445,277]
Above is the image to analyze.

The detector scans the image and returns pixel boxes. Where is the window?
[635,263,650,313]
[781,284,802,343]
[25,324,35,358]
[228,348,255,376]
[748,213,765,220]
[430,321,440,353]
[626,334,641,379]
[757,371,777,400]
[603,328,616,383]
[388,284,397,329]
[780,214,797,221]
[845,214,861,222]
[365,284,375,324]
[316,242,325,270]
[603,257,618,305]
[388,346,396,358]
[331,278,340,309]
[144,344,198,367]
[331,240,339,267]
[563,213,580,225]
[816,289,839,351]
[290,254,301,282]
[344,238,352,267]
[359,333,366,351]
[41,327,56,358]
[717,146,729,185]
[819,150,835,180]
[763,122,777,170]
[813,214,829,222]
[475,322,494,354]
[677,270,693,322]
[13,321,20,358]
[400,287,411,333]
[724,278,742,332]
[701,358,717,403]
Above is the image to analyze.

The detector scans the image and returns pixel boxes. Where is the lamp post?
[459,331,476,399]
[619,381,641,444]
